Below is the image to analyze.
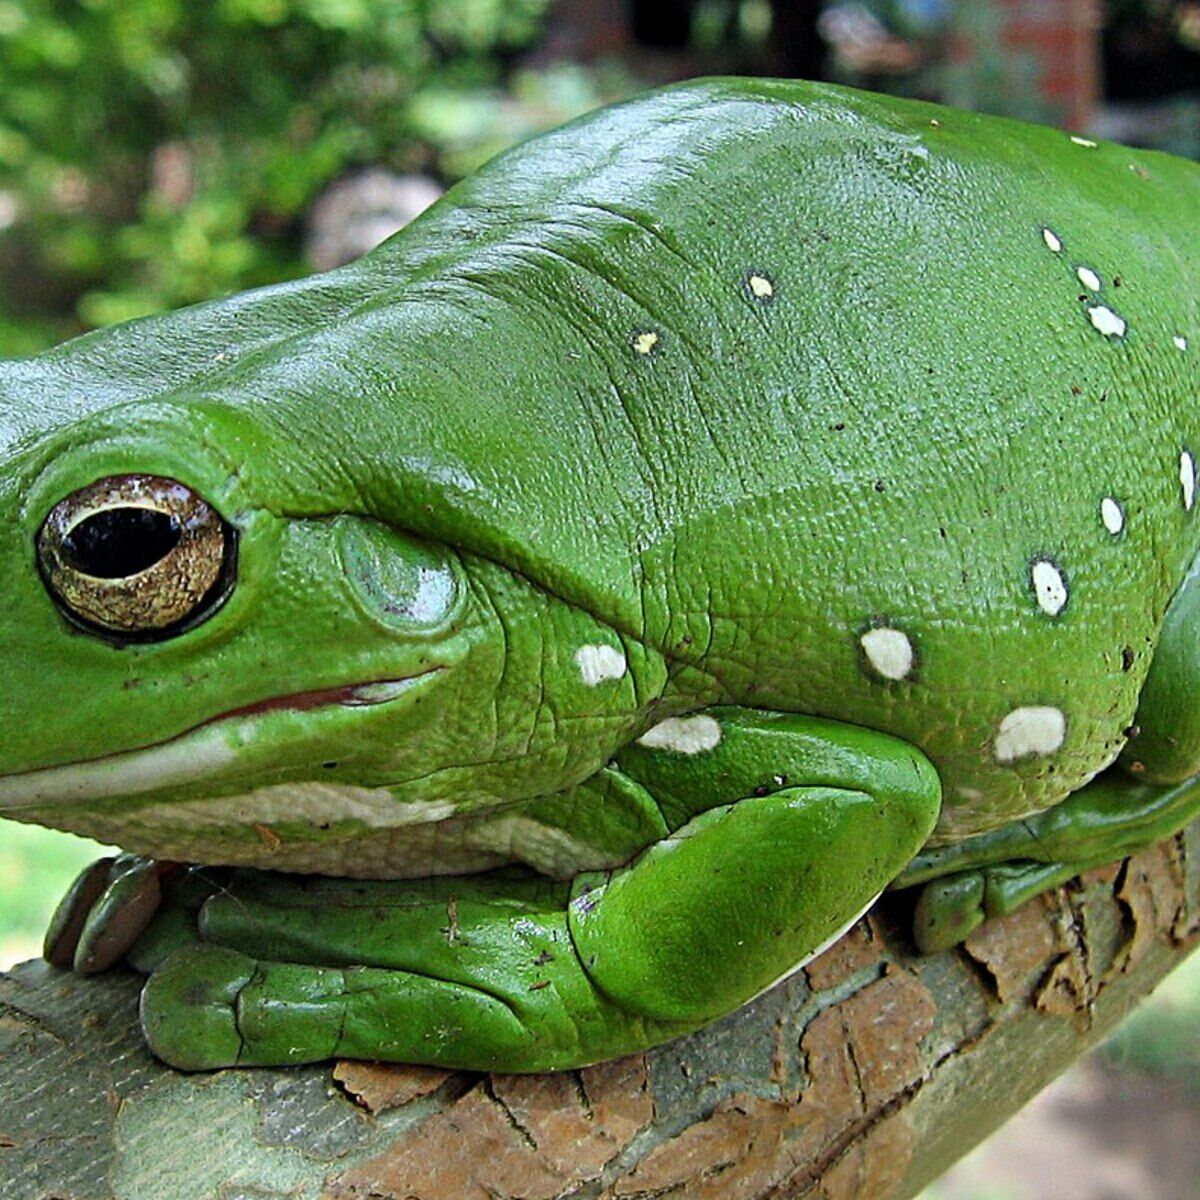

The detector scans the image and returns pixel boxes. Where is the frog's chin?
[0,667,444,812]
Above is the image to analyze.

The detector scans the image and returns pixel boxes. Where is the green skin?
[3,77,1200,1072]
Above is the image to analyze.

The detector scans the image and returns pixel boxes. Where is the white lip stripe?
[0,673,438,809]
[0,726,241,809]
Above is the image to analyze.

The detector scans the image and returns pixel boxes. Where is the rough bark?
[2,823,1198,1200]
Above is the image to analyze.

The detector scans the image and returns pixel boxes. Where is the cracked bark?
[2,823,1198,1200]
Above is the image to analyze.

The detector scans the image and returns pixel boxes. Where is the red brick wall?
[946,0,1101,130]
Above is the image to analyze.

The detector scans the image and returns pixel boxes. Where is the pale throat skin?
[3,76,1200,1074]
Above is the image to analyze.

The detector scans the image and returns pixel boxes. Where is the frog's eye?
[36,475,237,641]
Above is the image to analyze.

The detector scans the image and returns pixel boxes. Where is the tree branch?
[2,822,1198,1200]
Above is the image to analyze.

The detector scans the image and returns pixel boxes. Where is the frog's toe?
[44,856,118,968]
[140,945,257,1071]
[912,872,986,953]
[45,854,177,975]
[912,860,1086,952]
[73,856,178,975]
[141,943,545,1071]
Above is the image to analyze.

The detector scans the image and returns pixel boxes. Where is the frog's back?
[340,79,1200,838]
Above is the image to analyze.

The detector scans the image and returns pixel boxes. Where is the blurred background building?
[0,3,1198,1196]
[1,0,1198,358]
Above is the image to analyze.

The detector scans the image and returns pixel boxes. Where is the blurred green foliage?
[0,0,644,354]
[1101,949,1200,1094]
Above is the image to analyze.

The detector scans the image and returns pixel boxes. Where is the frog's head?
[0,285,661,875]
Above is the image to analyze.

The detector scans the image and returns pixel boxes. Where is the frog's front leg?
[136,709,941,1071]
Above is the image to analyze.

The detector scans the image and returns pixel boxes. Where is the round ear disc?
[37,474,237,641]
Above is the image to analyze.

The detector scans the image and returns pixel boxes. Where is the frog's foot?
[897,767,1200,953]
[44,855,188,975]
[911,862,1085,953]
[136,710,942,1071]
[140,870,658,1071]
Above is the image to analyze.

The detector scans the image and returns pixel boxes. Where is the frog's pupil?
[61,508,182,579]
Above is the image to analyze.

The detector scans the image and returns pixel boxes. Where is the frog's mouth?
[0,667,444,811]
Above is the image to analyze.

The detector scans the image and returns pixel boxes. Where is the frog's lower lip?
[0,668,443,810]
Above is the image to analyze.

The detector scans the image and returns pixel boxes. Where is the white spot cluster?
[994,706,1067,763]
[632,331,660,356]
[637,714,722,755]
[1088,306,1126,338]
[1100,497,1125,535]
[1040,229,1127,338]
[860,626,914,681]
[1030,559,1068,617]
[1182,450,1197,511]
[574,643,627,687]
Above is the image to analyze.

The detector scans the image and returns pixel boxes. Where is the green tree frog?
[3,78,1200,1072]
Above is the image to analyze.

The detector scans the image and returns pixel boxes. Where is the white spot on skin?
[1182,450,1197,511]
[956,786,984,802]
[637,714,722,755]
[1088,306,1126,338]
[1070,135,1098,148]
[1076,266,1102,291]
[1100,497,1125,535]
[574,643,627,686]
[859,626,914,681]
[994,706,1067,763]
[1031,559,1069,617]
[748,275,774,300]
[1042,228,1062,253]
[1174,335,1189,352]
[632,331,660,356]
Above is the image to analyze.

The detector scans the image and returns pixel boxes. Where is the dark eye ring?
[37,474,237,642]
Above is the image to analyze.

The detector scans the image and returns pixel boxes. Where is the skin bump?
[1100,497,1125,535]
[1030,558,1068,617]
[1182,450,1197,511]
[994,706,1067,762]
[1088,306,1126,338]
[746,273,775,301]
[574,643,627,686]
[859,626,914,681]
[636,714,722,754]
[632,330,660,356]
